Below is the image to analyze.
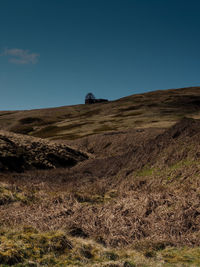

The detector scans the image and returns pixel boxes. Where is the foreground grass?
[0,228,200,266]
[0,155,200,266]
[1,118,200,265]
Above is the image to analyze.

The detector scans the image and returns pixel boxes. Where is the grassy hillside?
[0,87,200,266]
[0,87,200,140]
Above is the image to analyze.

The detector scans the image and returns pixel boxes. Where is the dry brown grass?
[1,168,200,263]
[1,87,200,140]
[0,162,199,252]
[0,118,200,250]
[1,88,200,265]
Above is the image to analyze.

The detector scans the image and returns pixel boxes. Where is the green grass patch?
[0,228,200,266]
[74,190,118,204]
[136,167,155,177]
[161,247,200,265]
[169,159,194,171]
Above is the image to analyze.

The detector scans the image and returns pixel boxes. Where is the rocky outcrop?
[0,131,89,172]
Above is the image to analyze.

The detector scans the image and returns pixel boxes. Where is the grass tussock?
[0,228,200,266]
[0,182,38,205]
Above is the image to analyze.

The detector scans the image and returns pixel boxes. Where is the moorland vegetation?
[0,87,200,266]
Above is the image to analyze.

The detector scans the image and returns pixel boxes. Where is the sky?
[0,0,200,110]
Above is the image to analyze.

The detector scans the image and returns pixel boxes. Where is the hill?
[0,87,200,266]
[0,86,200,140]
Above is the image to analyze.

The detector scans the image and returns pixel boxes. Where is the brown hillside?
[0,87,200,140]
[62,117,200,181]
[0,88,200,266]
[0,118,200,249]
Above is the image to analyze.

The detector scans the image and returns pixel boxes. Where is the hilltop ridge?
[0,86,200,140]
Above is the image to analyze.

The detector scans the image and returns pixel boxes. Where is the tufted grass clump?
[0,183,38,206]
[74,189,118,205]
[0,184,16,205]
[0,228,73,266]
[0,228,200,266]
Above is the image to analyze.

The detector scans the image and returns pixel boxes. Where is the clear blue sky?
[0,0,200,110]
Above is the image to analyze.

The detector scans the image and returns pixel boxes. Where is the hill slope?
[0,118,200,266]
[0,87,200,140]
[1,118,200,242]
[0,88,200,266]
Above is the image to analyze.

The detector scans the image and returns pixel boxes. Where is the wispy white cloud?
[1,48,40,64]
